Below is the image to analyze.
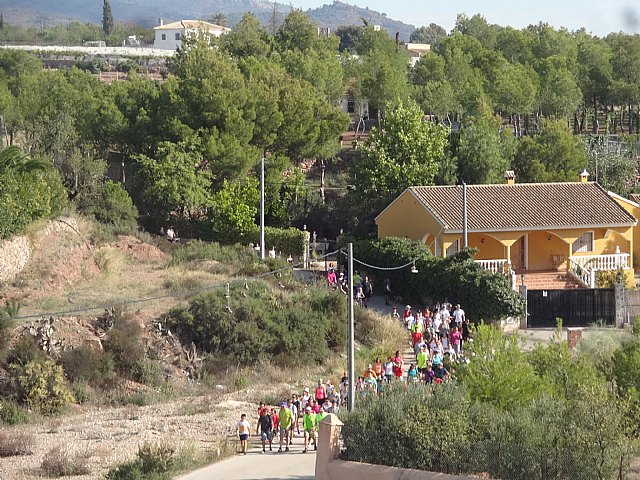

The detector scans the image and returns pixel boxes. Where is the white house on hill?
[153,19,230,50]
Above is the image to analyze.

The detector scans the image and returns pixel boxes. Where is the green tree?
[209,13,227,27]
[576,31,612,134]
[537,56,582,117]
[410,23,447,46]
[135,141,212,220]
[208,179,259,243]
[220,12,271,58]
[584,136,636,195]
[275,9,318,53]
[456,115,515,184]
[335,25,362,53]
[102,0,114,36]
[512,120,588,182]
[350,100,448,214]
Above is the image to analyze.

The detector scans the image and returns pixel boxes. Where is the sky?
[291,0,640,36]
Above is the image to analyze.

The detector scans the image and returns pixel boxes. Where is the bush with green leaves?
[106,442,176,480]
[16,360,74,414]
[0,169,67,240]
[166,281,346,365]
[103,315,145,380]
[77,180,138,230]
[352,237,524,321]
[246,226,309,257]
[342,334,635,480]
[0,399,30,425]
[58,345,116,388]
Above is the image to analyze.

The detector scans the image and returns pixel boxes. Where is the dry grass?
[355,308,408,353]
[40,446,91,477]
[93,247,127,276]
[0,431,34,457]
[162,268,226,294]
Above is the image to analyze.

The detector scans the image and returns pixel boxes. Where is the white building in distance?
[153,19,230,50]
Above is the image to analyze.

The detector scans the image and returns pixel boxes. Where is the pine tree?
[102,0,114,36]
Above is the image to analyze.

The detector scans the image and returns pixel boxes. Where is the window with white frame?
[446,239,460,257]
[161,33,166,40]
[572,232,594,253]
[175,32,181,40]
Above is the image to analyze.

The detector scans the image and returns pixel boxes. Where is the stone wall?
[0,235,31,285]
[0,218,80,285]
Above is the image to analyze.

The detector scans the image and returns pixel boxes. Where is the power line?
[340,249,421,271]
[12,249,341,321]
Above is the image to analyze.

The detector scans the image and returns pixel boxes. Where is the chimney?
[579,169,589,183]
[159,18,164,26]
[504,170,515,185]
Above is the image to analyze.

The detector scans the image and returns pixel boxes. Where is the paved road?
[175,439,315,480]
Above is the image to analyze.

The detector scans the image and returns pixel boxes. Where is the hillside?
[0,0,415,39]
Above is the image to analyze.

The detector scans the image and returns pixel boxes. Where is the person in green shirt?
[416,345,429,381]
[302,406,317,453]
[278,402,293,452]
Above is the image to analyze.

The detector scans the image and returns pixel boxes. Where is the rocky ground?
[0,389,268,479]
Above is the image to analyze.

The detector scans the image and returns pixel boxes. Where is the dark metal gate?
[527,288,615,328]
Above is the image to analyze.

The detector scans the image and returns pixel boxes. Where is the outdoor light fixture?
[411,261,419,274]
[548,235,552,241]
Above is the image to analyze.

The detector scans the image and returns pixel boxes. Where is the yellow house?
[375,172,637,288]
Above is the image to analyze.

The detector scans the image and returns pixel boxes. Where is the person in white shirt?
[454,304,465,326]
[237,413,251,455]
[384,357,394,383]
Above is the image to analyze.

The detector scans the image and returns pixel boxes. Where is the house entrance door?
[511,235,528,270]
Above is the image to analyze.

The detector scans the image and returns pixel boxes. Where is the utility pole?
[462,182,468,248]
[260,155,265,261]
[347,243,355,411]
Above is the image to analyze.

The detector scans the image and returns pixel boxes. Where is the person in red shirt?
[258,401,267,418]
[271,407,279,432]
[411,329,423,349]
[393,350,403,380]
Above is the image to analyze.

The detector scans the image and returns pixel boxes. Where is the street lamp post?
[462,182,468,248]
[347,242,355,411]
[260,155,265,261]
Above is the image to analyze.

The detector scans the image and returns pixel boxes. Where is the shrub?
[17,360,74,414]
[6,335,48,368]
[595,268,630,288]
[0,168,67,240]
[106,442,176,480]
[247,226,308,257]
[104,315,145,379]
[0,398,30,425]
[131,358,162,386]
[58,345,116,388]
[0,431,33,456]
[40,446,90,477]
[78,180,138,229]
[169,241,255,267]
[0,300,19,355]
[166,282,346,366]
[352,237,524,321]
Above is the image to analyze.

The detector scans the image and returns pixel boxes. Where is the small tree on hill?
[102,0,114,36]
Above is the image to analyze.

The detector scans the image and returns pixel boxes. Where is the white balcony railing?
[568,253,631,288]
[475,259,516,289]
[475,259,510,275]
[569,253,630,271]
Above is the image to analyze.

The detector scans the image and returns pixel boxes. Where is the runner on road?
[302,406,317,453]
[237,413,250,455]
[256,408,273,453]
[278,402,293,453]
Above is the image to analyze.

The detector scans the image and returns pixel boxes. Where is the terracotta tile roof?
[629,193,640,205]
[154,20,230,31]
[408,182,636,232]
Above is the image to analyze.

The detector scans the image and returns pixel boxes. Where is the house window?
[161,33,166,40]
[572,232,594,253]
[175,32,181,40]
[347,100,356,114]
[446,239,459,257]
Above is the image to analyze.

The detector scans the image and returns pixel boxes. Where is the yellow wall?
[611,196,640,269]
[377,191,635,284]
[376,190,443,254]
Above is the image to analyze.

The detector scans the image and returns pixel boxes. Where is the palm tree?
[0,146,51,175]
[209,13,228,27]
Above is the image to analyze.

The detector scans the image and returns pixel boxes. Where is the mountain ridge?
[0,0,416,40]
